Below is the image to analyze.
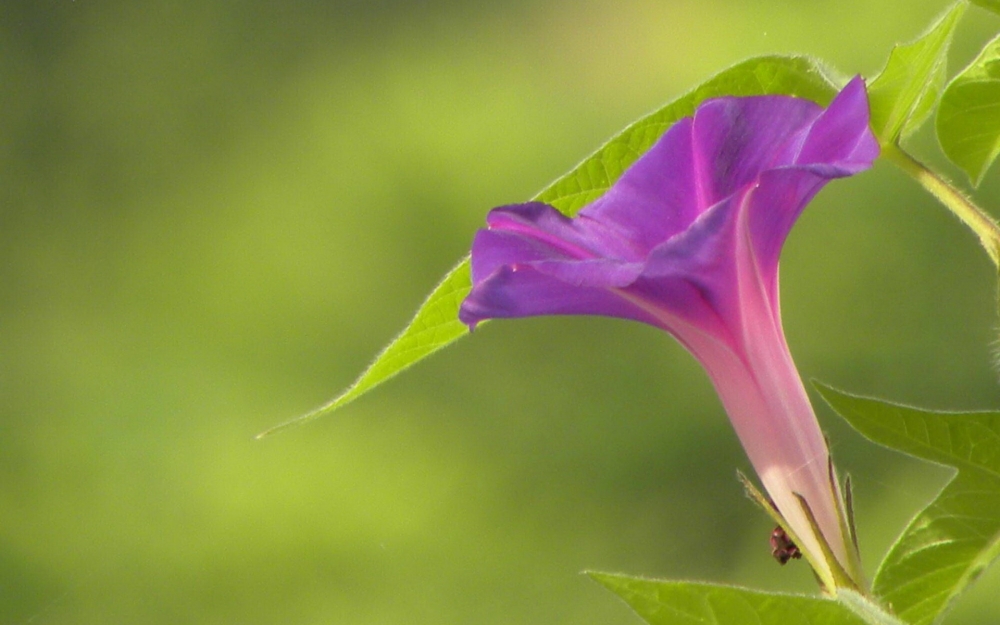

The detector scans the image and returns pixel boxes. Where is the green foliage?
[970,0,1000,15]
[937,34,1000,186]
[868,2,966,145]
[816,384,1000,625]
[590,573,868,625]
[264,55,838,435]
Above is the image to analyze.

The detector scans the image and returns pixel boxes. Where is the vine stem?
[881,143,1000,268]
[837,590,909,625]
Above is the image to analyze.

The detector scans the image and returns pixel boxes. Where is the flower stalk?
[882,143,1000,267]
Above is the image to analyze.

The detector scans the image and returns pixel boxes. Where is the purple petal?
[459,263,657,329]
[577,118,700,253]
[795,76,880,169]
[461,77,879,335]
[747,76,879,279]
[686,95,822,202]
[470,202,645,286]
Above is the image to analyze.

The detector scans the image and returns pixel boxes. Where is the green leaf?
[590,573,870,625]
[815,383,1000,625]
[868,2,966,145]
[937,34,1000,185]
[258,55,837,437]
[970,0,1000,16]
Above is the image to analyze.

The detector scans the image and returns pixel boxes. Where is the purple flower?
[459,77,878,590]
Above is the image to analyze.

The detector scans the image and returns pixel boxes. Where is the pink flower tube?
[459,77,878,590]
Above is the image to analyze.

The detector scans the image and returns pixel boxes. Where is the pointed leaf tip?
[257,258,472,438]
[868,2,966,145]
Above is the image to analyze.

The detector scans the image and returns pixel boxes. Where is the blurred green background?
[3,1,1000,623]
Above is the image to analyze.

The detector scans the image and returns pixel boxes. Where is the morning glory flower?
[459,77,878,591]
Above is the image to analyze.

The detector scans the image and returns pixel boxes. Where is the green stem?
[882,143,1000,267]
[837,589,909,625]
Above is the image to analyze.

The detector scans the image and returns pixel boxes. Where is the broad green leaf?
[590,573,871,625]
[937,34,1000,185]
[816,384,1000,625]
[258,55,837,437]
[970,0,1000,16]
[868,2,966,145]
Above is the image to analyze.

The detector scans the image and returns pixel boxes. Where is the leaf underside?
[937,33,1000,186]
[970,0,1000,17]
[816,383,1000,625]
[590,572,867,625]
[259,55,839,436]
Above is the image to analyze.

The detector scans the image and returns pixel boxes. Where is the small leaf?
[937,34,1000,186]
[868,2,966,145]
[970,0,1000,16]
[815,383,1000,625]
[259,55,837,436]
[590,572,868,625]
